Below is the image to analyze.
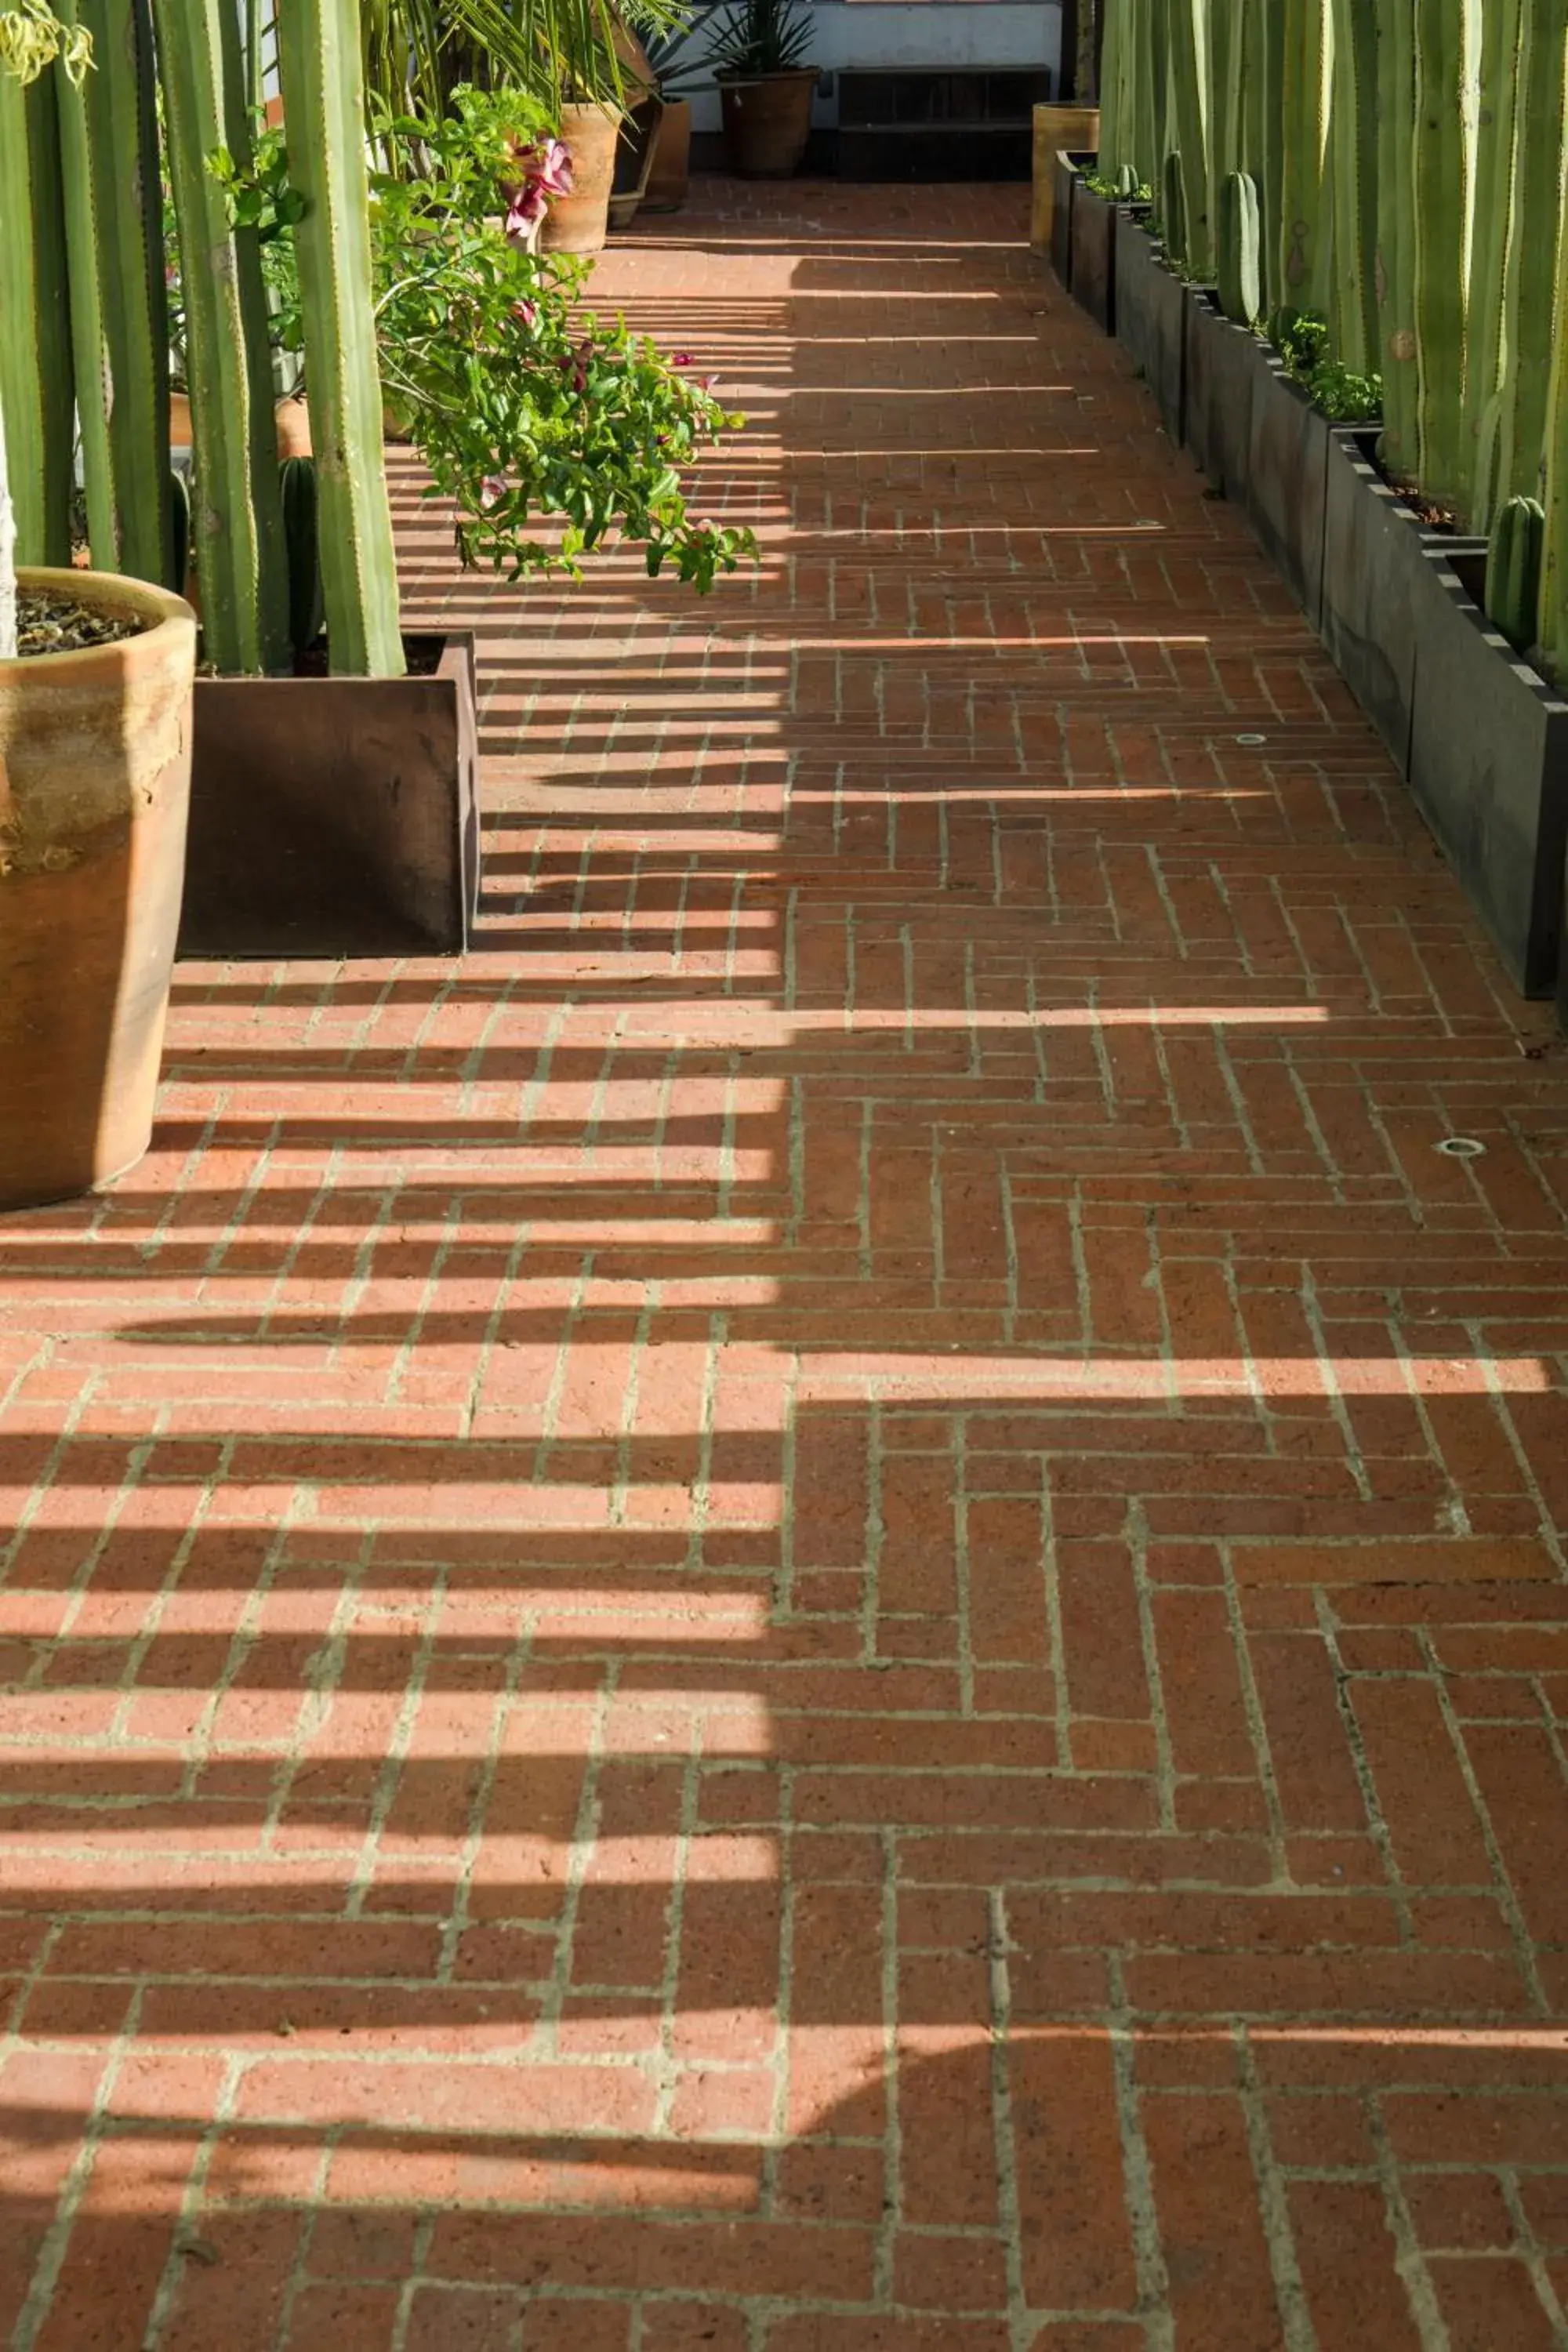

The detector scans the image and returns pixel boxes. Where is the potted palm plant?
[710,0,816,180]
[0,1,198,1212]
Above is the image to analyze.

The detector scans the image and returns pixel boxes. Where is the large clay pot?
[0,568,197,1210]
[719,70,816,178]
[539,102,622,254]
[169,390,311,459]
[1031,103,1101,251]
[642,97,691,212]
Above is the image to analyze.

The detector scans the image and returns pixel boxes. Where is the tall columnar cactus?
[1098,0,1128,176]
[0,68,74,566]
[1494,0,1568,514]
[1411,0,1478,514]
[274,0,405,679]
[151,0,290,674]
[1465,0,1525,531]
[1327,0,1380,379]
[1279,0,1333,312]
[1247,0,1286,317]
[1376,0,1418,477]
[1166,0,1210,277]
[53,0,174,587]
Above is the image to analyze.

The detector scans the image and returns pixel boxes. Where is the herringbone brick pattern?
[4,182,1568,2348]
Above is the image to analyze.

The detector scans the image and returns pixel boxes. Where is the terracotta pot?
[169,390,311,459]
[539,103,622,255]
[0,568,198,1210]
[642,97,691,212]
[720,70,816,179]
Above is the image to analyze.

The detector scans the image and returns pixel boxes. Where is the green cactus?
[1217,169,1261,325]
[1162,144,1189,267]
[1279,0,1332,314]
[1411,0,1478,514]
[274,0,405,679]
[1166,0,1210,278]
[280,455,326,655]
[1486,494,1544,651]
[1465,0,1525,532]
[53,0,174,587]
[152,0,290,674]
[1240,0,1284,318]
[1327,0,1380,379]
[169,466,191,596]
[0,67,74,565]
[1376,0,1418,477]
[1098,0,1128,177]
[1493,0,1568,513]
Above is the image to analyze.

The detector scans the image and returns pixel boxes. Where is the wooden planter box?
[1113,214,1185,445]
[179,632,480,960]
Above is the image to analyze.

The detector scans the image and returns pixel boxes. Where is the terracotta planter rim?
[6,566,196,672]
[715,65,817,83]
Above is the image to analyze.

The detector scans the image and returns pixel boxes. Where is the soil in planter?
[292,637,443,679]
[14,586,147,658]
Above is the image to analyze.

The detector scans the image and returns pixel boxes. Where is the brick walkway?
[5,181,1568,2350]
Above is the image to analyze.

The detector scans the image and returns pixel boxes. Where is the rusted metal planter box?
[179,632,480,959]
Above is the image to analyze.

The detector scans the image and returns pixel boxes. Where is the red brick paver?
[5,182,1568,2348]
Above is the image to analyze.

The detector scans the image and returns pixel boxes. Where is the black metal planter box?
[1243,354,1334,626]
[1406,555,1568,998]
[1319,431,1444,776]
[1318,434,1568,996]
[1183,289,1259,503]
[1051,149,1077,288]
[1112,215,1185,445]
[1069,179,1118,334]
[179,631,481,960]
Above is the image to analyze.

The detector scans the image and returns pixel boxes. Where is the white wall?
[689,0,1062,132]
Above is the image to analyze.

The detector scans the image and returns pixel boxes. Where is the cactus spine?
[0,69,74,566]
[274,0,405,678]
[53,0,174,587]
[152,0,290,674]
[1217,169,1261,325]
[1487,494,1545,650]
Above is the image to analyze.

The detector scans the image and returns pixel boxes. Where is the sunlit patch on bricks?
[4,180,1568,2350]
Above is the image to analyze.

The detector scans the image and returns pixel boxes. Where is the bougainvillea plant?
[370,89,756,591]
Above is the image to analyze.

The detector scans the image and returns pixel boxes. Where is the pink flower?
[502,181,548,245]
[480,473,508,509]
[512,298,539,329]
[511,137,573,197]
[698,376,718,393]
[670,352,694,367]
